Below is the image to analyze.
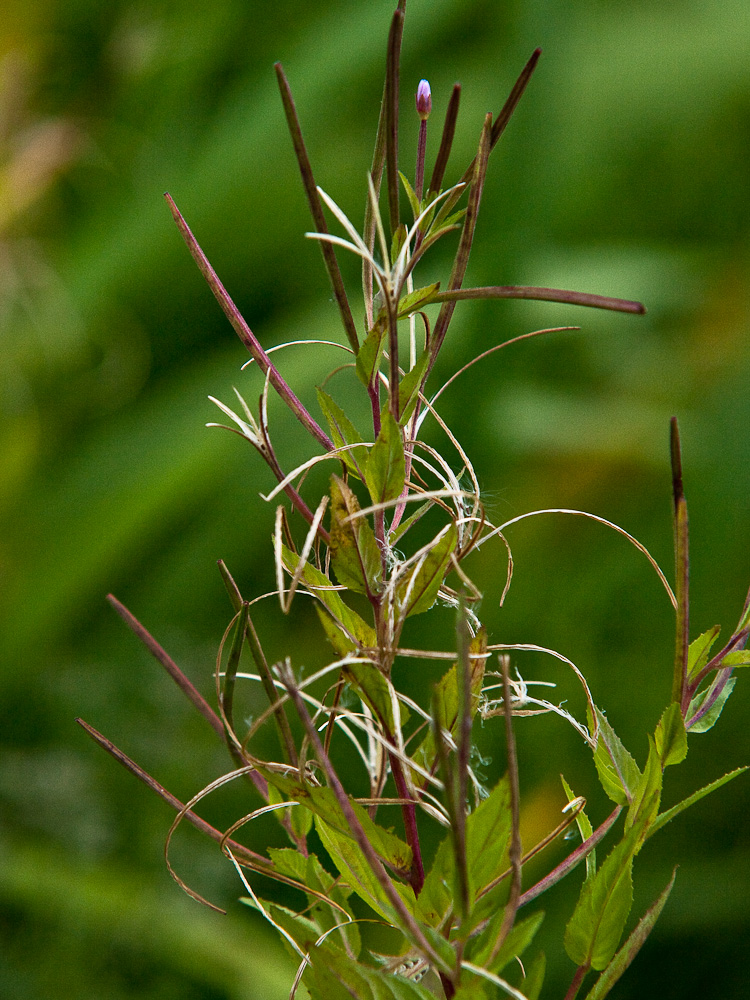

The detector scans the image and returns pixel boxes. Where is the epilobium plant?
[79,5,749,999]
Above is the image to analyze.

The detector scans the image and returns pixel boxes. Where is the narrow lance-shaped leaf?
[686,625,721,682]
[274,64,358,352]
[687,675,736,733]
[590,707,641,806]
[281,544,376,649]
[397,347,431,427]
[583,869,678,1000]
[647,765,749,839]
[396,522,458,619]
[365,409,406,505]
[625,738,662,841]
[564,799,656,971]
[316,388,368,480]
[561,774,596,882]
[329,475,382,597]
[356,317,388,389]
[468,910,544,975]
[654,702,687,768]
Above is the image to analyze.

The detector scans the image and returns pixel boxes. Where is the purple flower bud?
[416,79,432,120]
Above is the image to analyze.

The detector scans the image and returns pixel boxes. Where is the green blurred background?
[1,0,748,997]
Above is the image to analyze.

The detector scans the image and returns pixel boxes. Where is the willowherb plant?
[78,5,750,999]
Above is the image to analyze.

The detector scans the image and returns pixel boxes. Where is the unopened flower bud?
[416,79,432,120]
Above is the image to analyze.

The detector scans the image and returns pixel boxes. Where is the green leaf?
[395,523,457,619]
[654,702,687,767]
[356,318,387,388]
[396,283,440,319]
[465,776,512,901]
[343,658,408,732]
[521,952,546,1000]
[647,765,749,839]
[564,802,654,971]
[281,545,376,648]
[242,898,326,956]
[396,348,431,426]
[268,782,313,841]
[389,501,432,545]
[720,649,750,667]
[419,834,454,927]
[314,814,415,924]
[315,604,356,656]
[316,388,368,480]
[365,410,405,505]
[411,629,487,787]
[468,909,544,973]
[266,849,361,957]
[625,739,662,840]
[687,676,736,733]
[561,775,595,882]
[307,945,438,1000]
[329,475,382,596]
[590,707,641,806]
[399,170,421,220]
[686,625,721,682]
[451,983,488,1000]
[582,869,677,1000]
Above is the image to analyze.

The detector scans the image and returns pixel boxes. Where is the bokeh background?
[1,0,748,997]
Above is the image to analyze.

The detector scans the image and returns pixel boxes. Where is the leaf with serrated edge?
[654,702,687,768]
[419,834,454,927]
[317,388,367,480]
[687,676,736,733]
[625,739,662,842]
[397,283,440,318]
[561,774,595,882]
[411,629,486,786]
[343,659,408,733]
[468,909,544,973]
[590,707,641,806]
[583,869,677,1000]
[564,801,654,971]
[521,952,546,1000]
[396,523,457,619]
[686,625,721,682]
[648,765,748,839]
[315,814,416,925]
[465,776,512,898]
[329,475,382,596]
[365,410,405,504]
[356,319,387,388]
[281,545,375,648]
[397,348,431,426]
